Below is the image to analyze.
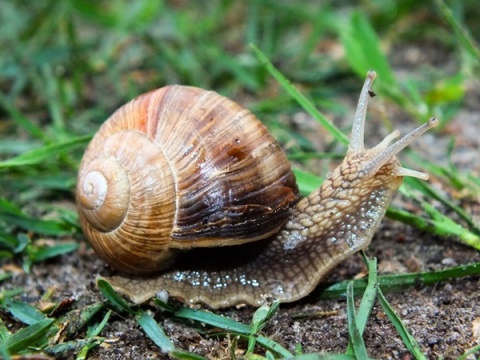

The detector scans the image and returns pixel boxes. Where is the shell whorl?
[77,157,130,232]
[76,85,300,275]
[77,130,176,274]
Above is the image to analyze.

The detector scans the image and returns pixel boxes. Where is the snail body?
[77,71,438,308]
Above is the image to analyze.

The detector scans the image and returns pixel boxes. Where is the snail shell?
[77,72,438,308]
[76,86,300,275]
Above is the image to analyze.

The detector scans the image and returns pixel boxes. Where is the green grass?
[1,0,480,359]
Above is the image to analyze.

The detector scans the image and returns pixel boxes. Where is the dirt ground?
[2,44,480,359]
[3,219,479,359]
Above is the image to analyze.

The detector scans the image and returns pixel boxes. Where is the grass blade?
[170,349,208,360]
[353,254,378,335]
[293,168,323,196]
[248,300,280,354]
[0,199,76,236]
[97,280,178,354]
[417,180,480,234]
[28,242,79,263]
[250,43,348,145]
[75,338,104,360]
[377,287,427,359]
[287,355,356,360]
[387,206,480,251]
[0,298,46,325]
[340,11,395,86]
[339,11,417,113]
[175,307,292,358]
[86,309,110,338]
[319,262,480,299]
[435,0,480,62]
[0,135,91,169]
[346,282,369,359]
[0,92,47,141]
[175,307,250,333]
[1,318,54,354]
[136,311,174,353]
[458,344,480,360]
[97,278,136,315]
[402,177,480,236]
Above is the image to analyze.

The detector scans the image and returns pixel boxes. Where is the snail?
[76,71,438,308]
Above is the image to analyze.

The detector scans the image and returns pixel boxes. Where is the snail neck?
[279,156,402,253]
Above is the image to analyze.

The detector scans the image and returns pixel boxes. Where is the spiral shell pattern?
[76,86,299,274]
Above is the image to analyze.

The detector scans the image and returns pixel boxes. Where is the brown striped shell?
[76,86,300,275]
